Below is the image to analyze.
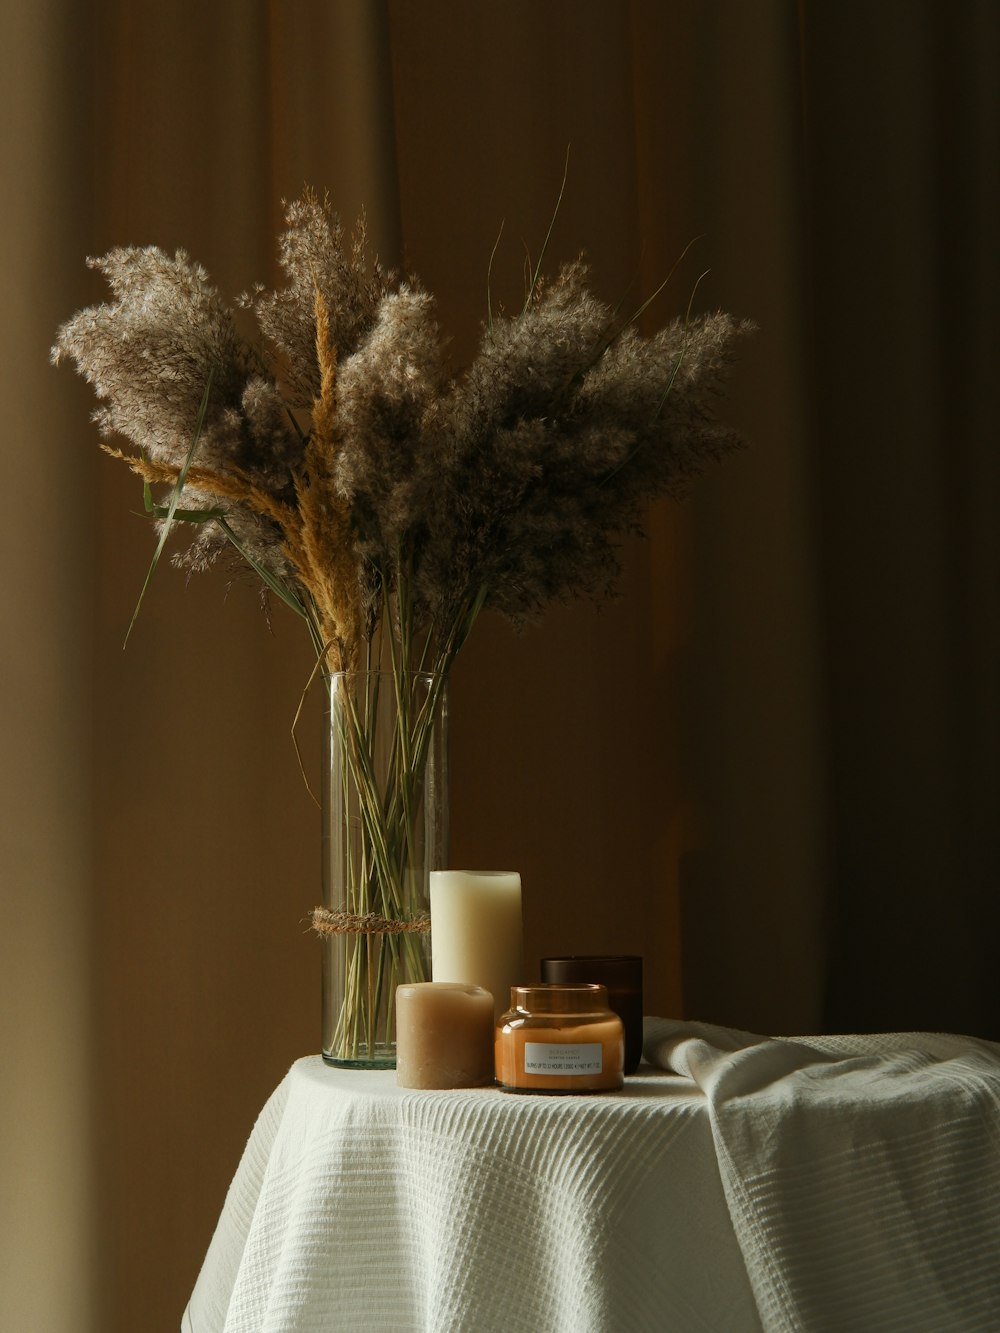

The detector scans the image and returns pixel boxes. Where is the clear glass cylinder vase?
[321,670,448,1068]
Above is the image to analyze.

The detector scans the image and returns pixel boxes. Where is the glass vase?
[321,670,448,1068]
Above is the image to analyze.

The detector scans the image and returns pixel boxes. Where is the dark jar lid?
[541,956,642,988]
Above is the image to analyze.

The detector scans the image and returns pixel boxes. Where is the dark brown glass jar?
[541,955,643,1074]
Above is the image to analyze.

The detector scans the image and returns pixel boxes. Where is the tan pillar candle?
[395,982,495,1089]
[430,871,523,1022]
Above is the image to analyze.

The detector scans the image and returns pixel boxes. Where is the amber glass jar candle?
[495,984,624,1094]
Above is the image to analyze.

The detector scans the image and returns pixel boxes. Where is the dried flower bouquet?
[53,190,751,1060]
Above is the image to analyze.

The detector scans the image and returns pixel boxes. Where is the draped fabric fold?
[644,1017,1000,1332]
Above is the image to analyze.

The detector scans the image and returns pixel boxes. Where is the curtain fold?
[801,0,1000,1036]
[627,0,827,1034]
[1,4,97,1329]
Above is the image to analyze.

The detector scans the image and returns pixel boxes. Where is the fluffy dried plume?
[243,191,391,408]
[52,248,253,465]
[53,191,752,675]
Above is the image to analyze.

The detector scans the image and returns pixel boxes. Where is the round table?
[184,1020,1000,1332]
[183,1056,760,1333]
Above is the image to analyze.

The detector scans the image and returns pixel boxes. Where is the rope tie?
[311,906,431,936]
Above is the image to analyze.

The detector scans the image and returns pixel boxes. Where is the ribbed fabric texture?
[185,1023,1000,1332]
[644,1019,1000,1332]
[184,1056,758,1332]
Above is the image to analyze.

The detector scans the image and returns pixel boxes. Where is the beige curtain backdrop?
[2,1,996,1329]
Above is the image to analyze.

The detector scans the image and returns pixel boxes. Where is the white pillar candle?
[430,871,523,1021]
[396,982,495,1089]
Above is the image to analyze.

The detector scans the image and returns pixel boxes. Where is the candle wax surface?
[396,982,495,1090]
[430,871,523,1022]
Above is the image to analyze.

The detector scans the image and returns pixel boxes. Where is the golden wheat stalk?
[100,443,296,531]
[288,287,366,669]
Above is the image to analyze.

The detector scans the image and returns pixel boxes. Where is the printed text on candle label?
[524,1042,603,1075]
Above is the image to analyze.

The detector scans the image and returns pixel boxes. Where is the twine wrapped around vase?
[311,907,431,936]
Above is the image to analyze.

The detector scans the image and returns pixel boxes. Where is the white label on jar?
[524,1042,603,1076]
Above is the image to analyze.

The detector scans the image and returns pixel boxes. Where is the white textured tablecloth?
[184,1020,1000,1333]
[183,1053,756,1333]
[644,1018,1000,1333]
